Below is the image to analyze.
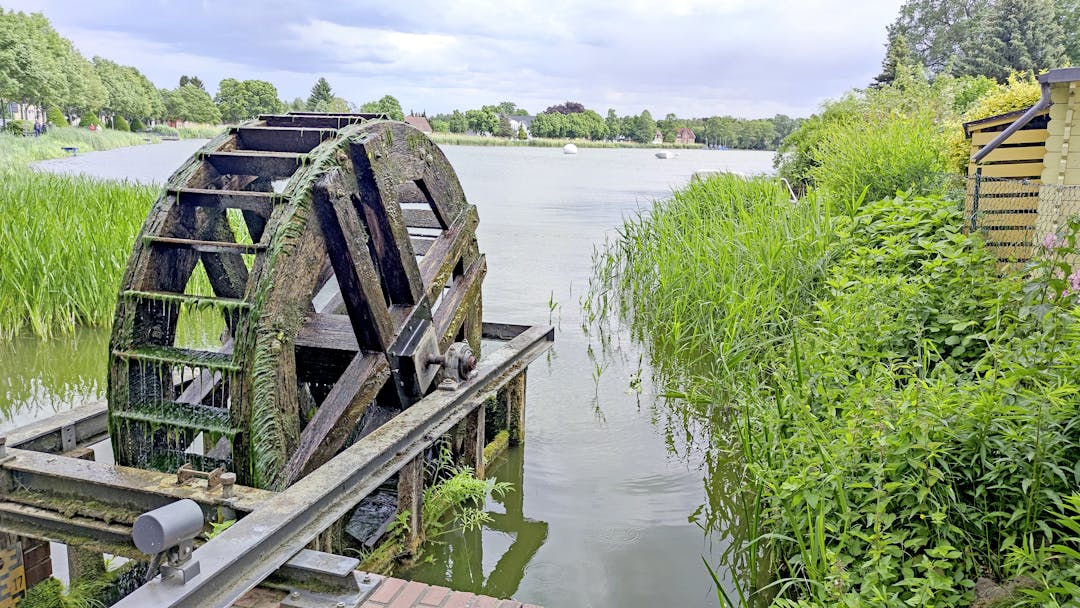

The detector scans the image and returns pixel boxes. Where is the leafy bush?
[808,112,948,205]
[79,111,100,128]
[4,119,32,136]
[150,124,178,136]
[112,115,130,132]
[945,72,1042,174]
[129,117,145,132]
[593,178,1080,607]
[45,106,68,127]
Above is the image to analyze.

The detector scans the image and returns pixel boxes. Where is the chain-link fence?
[965,173,1080,261]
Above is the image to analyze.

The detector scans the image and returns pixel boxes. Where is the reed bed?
[0,127,159,339]
[591,174,1080,607]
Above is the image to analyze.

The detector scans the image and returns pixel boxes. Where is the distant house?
[508,115,535,138]
[675,127,695,145]
[405,115,432,133]
[653,129,663,144]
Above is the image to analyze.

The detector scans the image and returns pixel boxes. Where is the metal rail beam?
[115,324,553,608]
[6,401,108,454]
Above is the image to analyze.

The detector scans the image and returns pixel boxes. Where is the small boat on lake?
[655,151,678,159]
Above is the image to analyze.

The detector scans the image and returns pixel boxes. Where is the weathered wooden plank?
[205,151,303,179]
[971,129,1048,146]
[975,161,1046,179]
[966,180,1041,195]
[312,169,394,351]
[258,114,379,129]
[970,146,1046,163]
[418,206,480,305]
[434,255,487,349]
[411,236,436,256]
[464,405,485,478]
[977,228,1034,244]
[171,188,276,214]
[975,212,1039,228]
[283,353,390,484]
[235,126,337,153]
[402,207,442,229]
[397,456,425,555]
[349,143,425,306]
[145,236,266,255]
[968,195,1040,212]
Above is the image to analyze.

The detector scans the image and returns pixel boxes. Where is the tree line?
[0,10,405,129]
[429,101,800,149]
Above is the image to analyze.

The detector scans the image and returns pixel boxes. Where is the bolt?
[336,603,346,608]
[362,574,372,584]
[291,591,301,598]
[220,472,236,499]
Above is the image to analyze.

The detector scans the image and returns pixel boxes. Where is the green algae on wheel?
[108,114,484,490]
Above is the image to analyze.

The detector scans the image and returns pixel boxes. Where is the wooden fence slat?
[974,213,1039,228]
[974,162,1046,179]
[971,129,1048,146]
[977,228,1034,244]
[969,146,1047,163]
[970,196,1040,212]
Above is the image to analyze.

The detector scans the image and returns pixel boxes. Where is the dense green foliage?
[78,111,99,128]
[0,127,157,339]
[889,0,1076,80]
[112,115,129,131]
[45,106,67,126]
[592,169,1080,606]
[163,84,221,124]
[214,78,283,123]
[360,94,405,121]
[129,117,145,132]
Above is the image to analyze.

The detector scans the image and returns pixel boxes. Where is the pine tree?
[960,0,1066,81]
[874,30,914,87]
[306,77,333,111]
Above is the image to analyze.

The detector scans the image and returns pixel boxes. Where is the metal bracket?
[60,424,76,452]
[159,539,201,584]
[177,464,225,489]
[275,550,381,608]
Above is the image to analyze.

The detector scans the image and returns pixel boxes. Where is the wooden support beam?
[502,372,527,446]
[312,169,394,352]
[349,143,425,306]
[464,405,486,478]
[397,456,425,556]
[434,255,487,350]
[418,207,479,305]
[284,353,391,485]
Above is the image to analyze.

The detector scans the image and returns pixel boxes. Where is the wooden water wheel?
[108,114,484,490]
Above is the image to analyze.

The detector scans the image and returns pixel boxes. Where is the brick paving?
[232,573,541,608]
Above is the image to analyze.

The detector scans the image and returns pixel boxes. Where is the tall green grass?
[591,175,1080,607]
[0,127,159,339]
[587,174,833,387]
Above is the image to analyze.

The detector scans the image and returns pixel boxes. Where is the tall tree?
[959,0,1067,80]
[306,77,334,111]
[215,78,282,122]
[359,94,404,120]
[164,84,221,123]
[1056,0,1080,65]
[874,31,914,87]
[889,0,991,74]
[630,110,656,144]
[179,75,205,91]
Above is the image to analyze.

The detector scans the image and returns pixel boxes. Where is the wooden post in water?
[397,455,425,555]
[502,371,527,446]
[464,405,486,478]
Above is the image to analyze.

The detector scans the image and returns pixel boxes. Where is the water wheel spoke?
[283,352,391,484]
[349,143,425,306]
[312,168,394,352]
[434,255,486,349]
[419,206,480,305]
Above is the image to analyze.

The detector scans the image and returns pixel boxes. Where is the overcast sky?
[5,0,905,118]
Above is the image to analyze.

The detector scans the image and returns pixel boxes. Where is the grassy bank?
[428,131,706,149]
[593,171,1080,607]
[0,127,159,339]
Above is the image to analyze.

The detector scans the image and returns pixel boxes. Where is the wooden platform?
[233,576,541,608]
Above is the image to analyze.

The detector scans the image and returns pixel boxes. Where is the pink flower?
[1070,268,1080,294]
[1043,233,1065,250]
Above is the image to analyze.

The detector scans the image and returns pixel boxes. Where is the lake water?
[15,141,775,607]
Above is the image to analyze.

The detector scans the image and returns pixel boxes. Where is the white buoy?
[563,143,578,155]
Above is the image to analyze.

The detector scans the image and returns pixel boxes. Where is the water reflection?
[405,447,548,598]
